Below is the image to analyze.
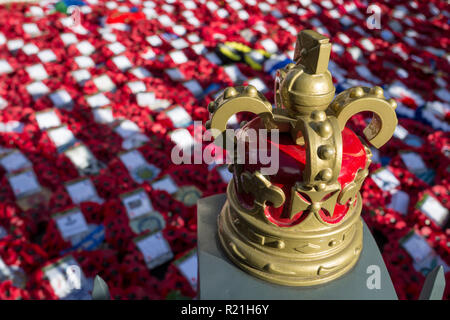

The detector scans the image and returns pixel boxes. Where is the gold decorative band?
[217,181,363,286]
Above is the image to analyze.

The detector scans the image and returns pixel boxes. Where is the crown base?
[217,184,363,287]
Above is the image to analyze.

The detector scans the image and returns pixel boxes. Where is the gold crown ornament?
[206,30,398,286]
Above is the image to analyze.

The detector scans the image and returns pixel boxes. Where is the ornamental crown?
[206,30,398,286]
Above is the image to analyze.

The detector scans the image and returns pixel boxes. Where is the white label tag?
[137,92,156,107]
[86,93,110,108]
[64,144,100,174]
[26,81,50,99]
[26,64,48,81]
[183,80,203,97]
[176,252,198,290]
[146,35,163,47]
[224,65,247,83]
[60,33,78,46]
[49,90,73,109]
[0,121,24,133]
[0,60,14,74]
[152,176,178,194]
[130,67,152,79]
[0,226,8,240]
[141,48,155,60]
[171,38,189,50]
[102,32,117,42]
[0,226,7,239]
[0,256,13,282]
[114,120,141,139]
[172,25,186,35]
[8,169,42,198]
[47,126,76,150]
[119,150,148,172]
[7,39,24,52]
[135,232,173,269]
[205,52,222,65]
[166,68,185,81]
[387,190,410,215]
[158,14,174,27]
[0,150,31,173]
[76,41,95,56]
[393,125,409,140]
[122,133,150,150]
[170,129,194,151]
[92,107,114,124]
[260,38,278,53]
[169,51,188,64]
[402,232,433,263]
[93,75,116,92]
[370,168,400,192]
[184,1,197,9]
[248,78,268,93]
[127,81,146,94]
[75,56,95,69]
[107,42,126,55]
[217,8,229,18]
[187,33,200,43]
[0,96,6,110]
[55,209,89,240]
[65,179,102,205]
[22,43,39,55]
[400,152,427,174]
[112,55,133,71]
[166,106,192,128]
[418,194,449,226]
[38,49,57,63]
[120,150,161,183]
[121,189,154,219]
[192,43,206,55]
[72,69,91,84]
[43,256,91,300]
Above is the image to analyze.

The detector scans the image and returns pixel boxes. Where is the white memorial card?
[417,194,449,227]
[86,93,110,108]
[38,49,57,63]
[111,55,132,71]
[26,81,50,99]
[152,176,178,194]
[8,169,42,198]
[107,42,126,55]
[93,75,116,92]
[175,250,198,290]
[370,167,400,193]
[47,126,77,151]
[49,90,73,109]
[0,59,14,74]
[60,33,78,46]
[127,81,146,94]
[76,41,95,56]
[120,189,154,219]
[114,120,141,139]
[65,178,102,205]
[387,190,410,215]
[54,208,89,240]
[72,69,91,84]
[135,231,173,269]
[26,64,48,81]
[75,56,95,69]
[0,150,31,173]
[92,107,114,124]
[166,106,192,128]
